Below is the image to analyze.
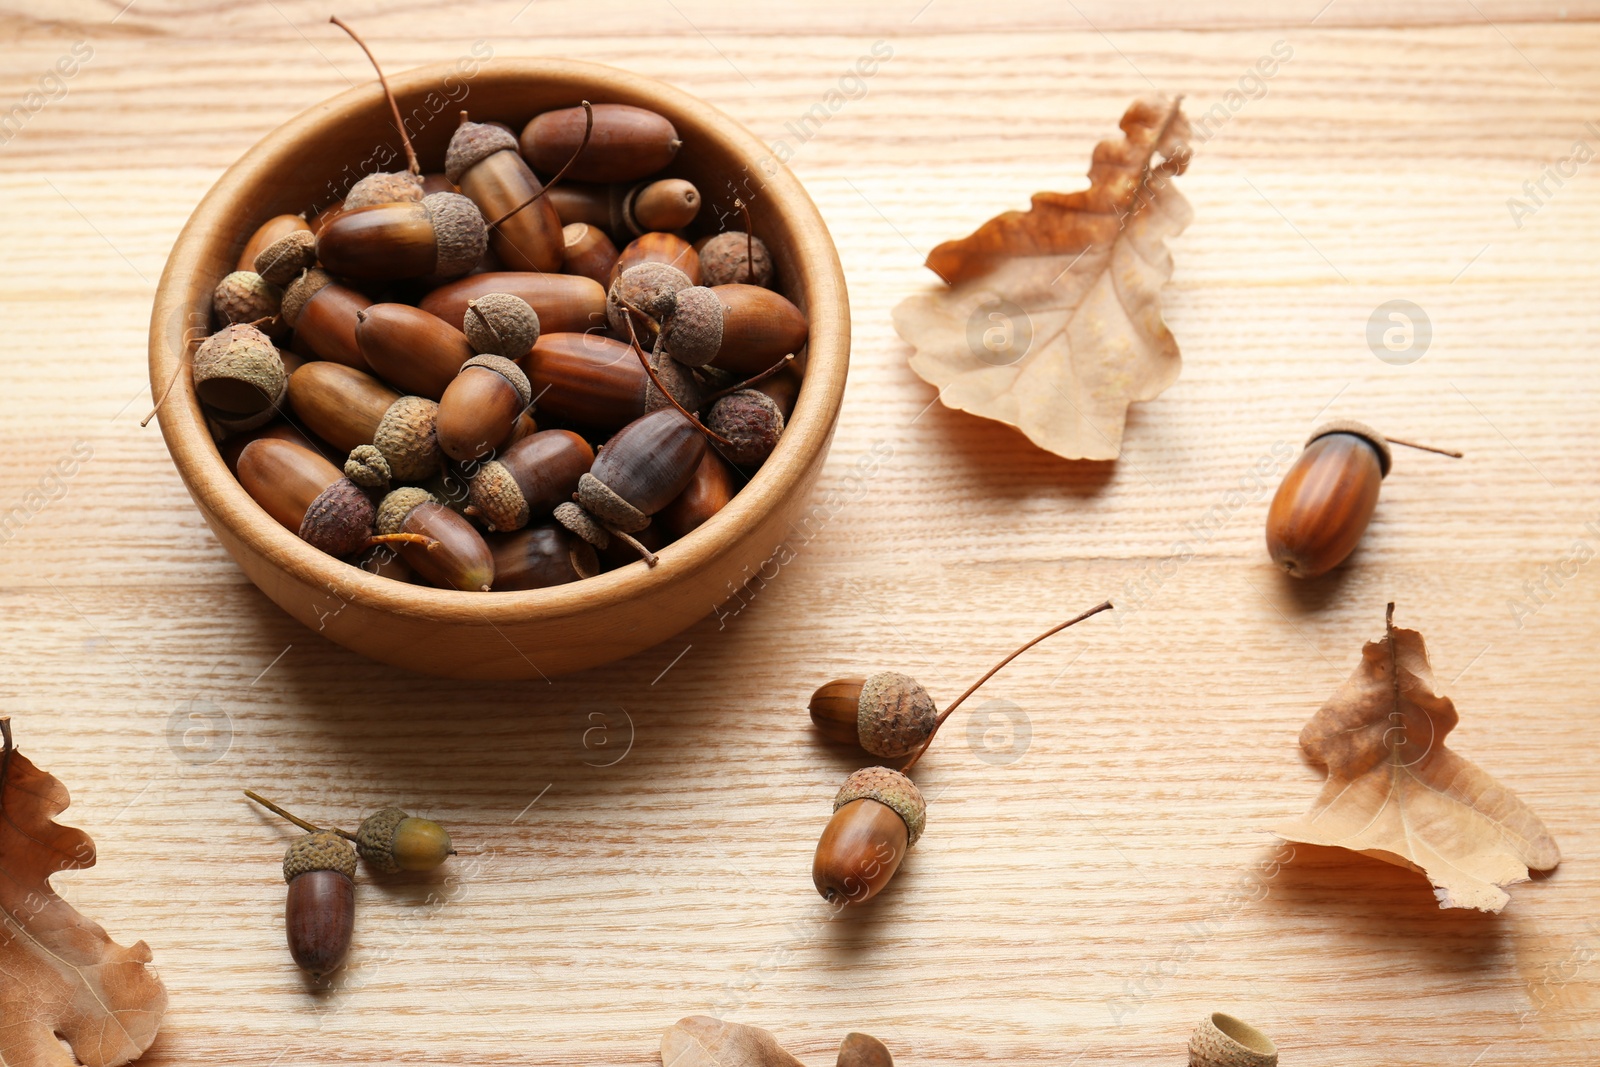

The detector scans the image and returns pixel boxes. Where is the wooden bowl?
[148,59,849,680]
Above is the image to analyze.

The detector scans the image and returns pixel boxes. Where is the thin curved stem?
[487,101,594,229]
[621,309,735,448]
[330,16,419,175]
[1384,436,1463,459]
[244,790,357,841]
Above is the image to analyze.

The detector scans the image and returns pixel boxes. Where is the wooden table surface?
[2,2,1597,1064]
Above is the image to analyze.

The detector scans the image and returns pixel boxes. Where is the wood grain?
[1,2,1597,1065]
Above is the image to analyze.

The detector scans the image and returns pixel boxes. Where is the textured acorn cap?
[1308,419,1392,477]
[661,286,724,367]
[1188,1013,1278,1067]
[283,831,357,883]
[554,501,611,549]
[373,396,441,483]
[344,444,391,490]
[377,486,437,536]
[467,460,529,532]
[460,354,533,406]
[192,323,287,418]
[343,170,425,210]
[707,390,784,467]
[423,192,489,278]
[464,292,540,359]
[577,472,651,532]
[606,262,693,336]
[355,806,407,874]
[856,671,938,759]
[300,477,375,557]
[213,270,282,328]
[445,121,520,183]
[835,767,926,847]
[252,229,317,286]
[280,268,335,328]
[699,231,774,288]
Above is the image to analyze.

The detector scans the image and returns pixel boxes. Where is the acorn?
[561,222,620,286]
[659,284,808,375]
[286,362,441,482]
[522,332,701,432]
[606,261,694,340]
[377,487,495,591]
[212,270,282,332]
[810,673,937,760]
[446,118,564,273]
[1266,421,1461,579]
[192,323,287,431]
[463,292,540,360]
[547,178,702,237]
[698,230,773,288]
[238,214,311,271]
[466,429,594,531]
[656,450,739,539]
[565,408,707,538]
[1189,1013,1278,1067]
[236,437,376,557]
[355,806,455,874]
[252,229,317,287]
[706,389,784,466]
[436,355,533,462]
[316,191,488,281]
[342,169,424,210]
[609,231,702,288]
[813,767,923,907]
[420,271,606,336]
[489,523,600,589]
[355,303,475,399]
[281,268,373,370]
[519,102,680,183]
[282,831,358,977]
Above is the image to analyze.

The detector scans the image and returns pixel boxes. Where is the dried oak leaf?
[892,96,1193,461]
[1274,607,1560,912]
[662,1016,805,1067]
[0,720,168,1066]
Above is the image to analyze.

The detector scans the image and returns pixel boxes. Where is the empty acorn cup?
[1189,1012,1278,1067]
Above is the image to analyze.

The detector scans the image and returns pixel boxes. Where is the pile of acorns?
[193,73,807,592]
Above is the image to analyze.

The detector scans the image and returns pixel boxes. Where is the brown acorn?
[436,355,533,462]
[698,230,774,288]
[608,231,702,288]
[212,271,282,332]
[420,271,606,336]
[564,408,706,539]
[282,831,358,977]
[605,260,694,340]
[561,222,620,286]
[462,292,540,360]
[377,487,494,591]
[286,362,440,482]
[342,170,424,210]
[316,191,487,281]
[466,429,594,532]
[236,437,375,557]
[238,213,310,271]
[252,229,317,286]
[810,672,937,760]
[706,389,784,466]
[355,807,455,874]
[659,284,808,374]
[548,178,702,238]
[489,523,599,590]
[446,118,564,273]
[813,767,923,907]
[192,323,287,431]
[519,103,680,183]
[522,331,700,432]
[354,303,474,400]
[656,450,739,539]
[281,269,374,370]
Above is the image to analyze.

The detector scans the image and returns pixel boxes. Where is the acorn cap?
[857,671,938,759]
[699,230,774,288]
[355,806,407,874]
[252,229,317,286]
[213,270,282,328]
[467,460,529,532]
[300,477,375,557]
[343,170,425,210]
[1308,419,1392,477]
[835,767,926,847]
[1188,1013,1278,1067]
[707,390,783,467]
[282,831,357,883]
[460,354,533,407]
[192,323,287,418]
[606,262,693,336]
[280,268,335,328]
[554,501,611,549]
[661,286,724,367]
[464,292,541,359]
[377,486,437,536]
[373,396,441,483]
[445,121,519,183]
[344,444,391,489]
[422,192,489,278]
[576,472,650,532]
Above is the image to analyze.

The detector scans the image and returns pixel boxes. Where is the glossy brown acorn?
[809,673,938,759]
[355,303,474,399]
[1266,422,1391,579]
[660,284,809,375]
[286,362,441,483]
[238,214,310,271]
[489,523,599,590]
[236,437,374,557]
[555,409,707,557]
[420,271,606,336]
[609,231,702,288]
[561,223,620,286]
[283,831,357,977]
[546,178,701,237]
[281,269,373,370]
[466,429,594,532]
[446,119,564,273]
[519,103,680,183]
[377,488,495,591]
[812,767,923,907]
[315,191,487,281]
[219,421,329,475]
[656,450,739,539]
[436,356,533,462]
[522,332,700,432]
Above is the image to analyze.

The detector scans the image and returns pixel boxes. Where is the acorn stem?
[1383,436,1463,459]
[899,600,1115,773]
[369,532,440,550]
[243,790,358,841]
[620,311,737,449]
[606,524,660,567]
[486,100,594,229]
[702,352,795,407]
[329,16,419,176]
